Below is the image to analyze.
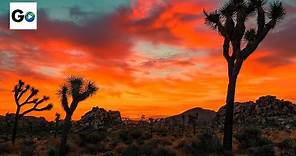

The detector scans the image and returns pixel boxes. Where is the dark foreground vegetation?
[1,96,296,156]
[1,120,296,156]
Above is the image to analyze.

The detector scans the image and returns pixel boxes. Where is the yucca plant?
[12,80,53,144]
[58,76,98,156]
[204,0,285,153]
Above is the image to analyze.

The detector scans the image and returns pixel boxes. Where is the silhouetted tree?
[12,80,53,144]
[58,76,98,156]
[203,0,285,153]
[54,113,61,138]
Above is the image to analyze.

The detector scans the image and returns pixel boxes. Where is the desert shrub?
[114,143,128,154]
[149,137,172,147]
[79,131,107,145]
[20,139,36,156]
[152,147,176,156]
[280,139,296,150]
[279,139,296,156]
[118,130,131,144]
[82,144,98,154]
[122,144,141,156]
[121,142,175,156]
[139,140,157,155]
[180,129,222,155]
[102,151,114,156]
[155,127,168,136]
[117,128,146,144]
[193,129,223,153]
[129,129,144,140]
[235,127,273,149]
[47,147,57,156]
[0,142,16,154]
[248,145,275,156]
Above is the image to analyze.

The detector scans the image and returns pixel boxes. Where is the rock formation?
[215,96,296,129]
[76,107,122,130]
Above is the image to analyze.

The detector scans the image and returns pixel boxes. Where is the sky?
[0,0,296,120]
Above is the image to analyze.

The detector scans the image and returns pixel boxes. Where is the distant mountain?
[162,107,216,126]
[215,95,296,129]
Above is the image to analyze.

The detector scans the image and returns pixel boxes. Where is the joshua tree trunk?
[11,110,19,145]
[59,114,72,156]
[223,60,241,152]
[223,74,237,151]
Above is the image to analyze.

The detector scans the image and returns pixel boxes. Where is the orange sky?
[0,0,296,121]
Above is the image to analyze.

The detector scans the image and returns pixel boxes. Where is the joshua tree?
[12,80,53,144]
[58,76,98,156]
[203,0,285,152]
[54,113,61,138]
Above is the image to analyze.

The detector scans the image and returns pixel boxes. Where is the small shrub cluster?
[179,129,223,155]
[248,145,275,156]
[47,147,57,156]
[117,128,147,144]
[279,139,296,156]
[235,127,273,149]
[79,130,107,145]
[122,143,175,156]
[0,142,17,154]
[235,127,274,156]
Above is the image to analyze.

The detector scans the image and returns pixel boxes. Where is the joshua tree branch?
[34,104,53,111]
[21,89,38,105]
[20,98,38,106]
[20,104,52,117]
[17,86,29,101]
[257,5,265,33]
[223,38,231,62]
[225,16,234,38]
[241,19,275,60]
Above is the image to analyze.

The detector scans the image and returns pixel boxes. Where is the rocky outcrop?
[215,96,296,129]
[0,114,51,134]
[76,107,122,130]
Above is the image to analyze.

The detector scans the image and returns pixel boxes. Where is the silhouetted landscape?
[1,0,295,155]
[0,95,296,155]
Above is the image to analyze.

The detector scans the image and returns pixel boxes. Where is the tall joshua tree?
[58,76,98,156]
[12,80,53,144]
[203,0,285,152]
